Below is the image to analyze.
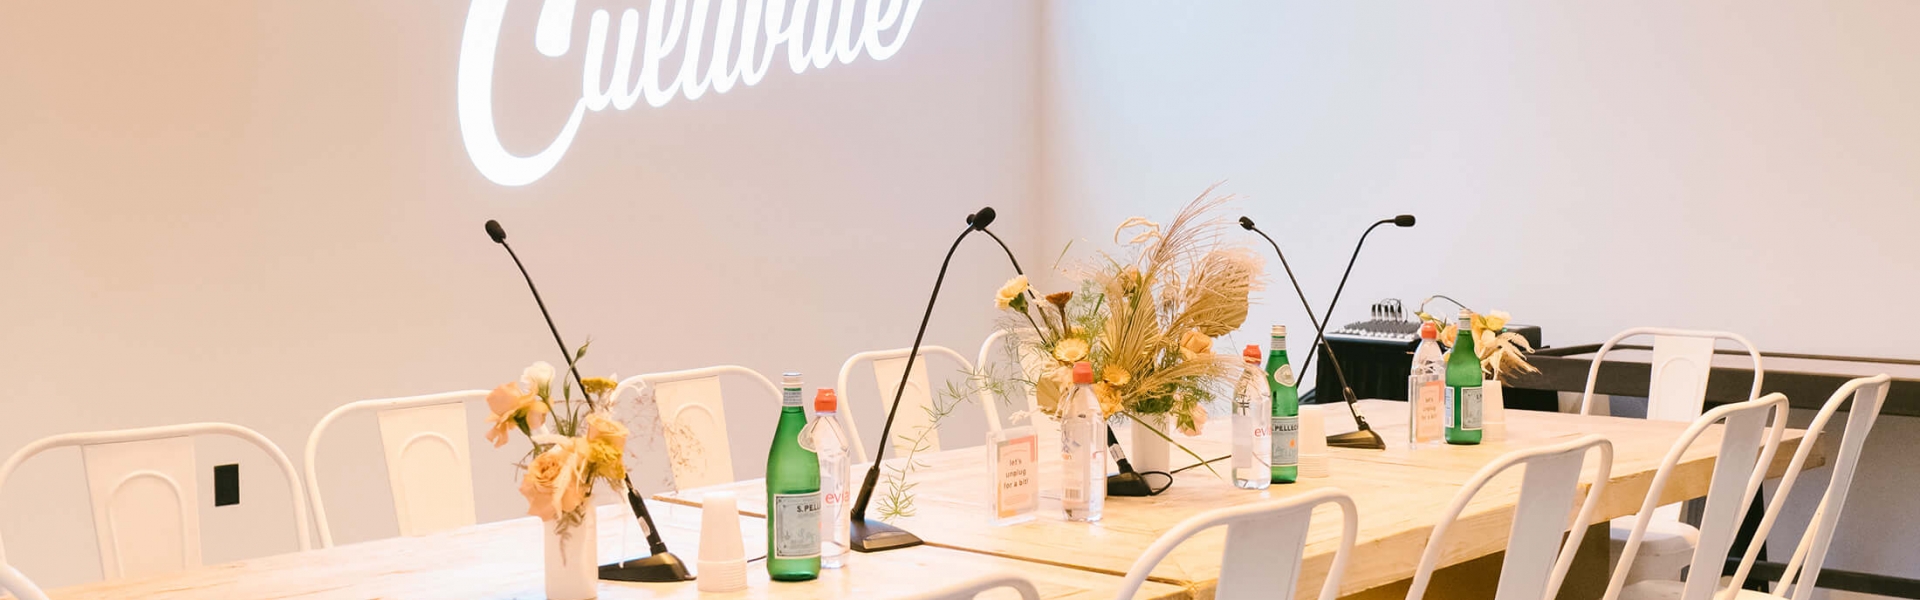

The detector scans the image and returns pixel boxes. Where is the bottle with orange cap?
[799,388,849,568]
[1232,345,1273,490]
[1061,361,1106,522]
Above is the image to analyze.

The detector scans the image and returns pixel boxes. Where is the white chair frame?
[1602,394,1791,600]
[611,365,780,491]
[0,563,51,600]
[838,345,1003,463]
[304,390,490,548]
[1579,328,1765,419]
[0,423,312,579]
[906,572,1043,600]
[1721,374,1892,600]
[1407,435,1614,600]
[1118,488,1358,600]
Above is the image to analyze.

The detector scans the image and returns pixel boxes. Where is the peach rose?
[1179,401,1209,436]
[485,383,548,447]
[520,442,588,521]
[1179,329,1214,361]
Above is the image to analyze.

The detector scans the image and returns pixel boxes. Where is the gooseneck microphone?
[1296,215,1415,377]
[849,207,1009,552]
[483,220,693,582]
[1238,216,1389,451]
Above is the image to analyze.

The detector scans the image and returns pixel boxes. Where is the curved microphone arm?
[1297,219,1392,376]
[849,226,975,524]
[1244,223,1371,433]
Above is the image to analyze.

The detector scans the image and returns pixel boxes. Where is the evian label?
[458,0,927,186]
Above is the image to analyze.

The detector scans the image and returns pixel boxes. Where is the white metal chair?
[1579,328,1764,584]
[304,390,489,547]
[1600,394,1791,600]
[1617,374,1894,600]
[977,330,1060,452]
[838,346,1003,463]
[1118,488,1359,600]
[1407,435,1614,600]
[0,563,51,600]
[0,423,311,580]
[611,365,780,491]
[907,572,1043,600]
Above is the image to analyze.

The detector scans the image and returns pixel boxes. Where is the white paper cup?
[1299,406,1330,478]
[697,492,748,593]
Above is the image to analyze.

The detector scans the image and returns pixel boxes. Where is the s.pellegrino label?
[772,492,822,559]
[1271,415,1299,466]
[1445,385,1483,431]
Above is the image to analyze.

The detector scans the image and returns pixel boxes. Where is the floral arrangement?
[994,187,1263,442]
[485,353,630,543]
[1415,296,1539,381]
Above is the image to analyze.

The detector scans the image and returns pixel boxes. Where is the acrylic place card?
[987,426,1039,526]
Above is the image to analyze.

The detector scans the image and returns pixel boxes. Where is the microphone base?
[850,518,923,553]
[1107,471,1155,497]
[1328,428,1387,450]
[598,551,695,582]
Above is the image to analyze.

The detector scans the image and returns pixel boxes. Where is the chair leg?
[1727,488,1771,593]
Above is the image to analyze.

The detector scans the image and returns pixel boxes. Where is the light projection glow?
[458,0,926,186]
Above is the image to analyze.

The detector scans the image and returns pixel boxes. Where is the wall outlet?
[214,463,240,506]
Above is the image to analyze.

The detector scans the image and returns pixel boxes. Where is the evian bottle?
[1233,345,1273,490]
[800,389,850,568]
[1061,361,1106,522]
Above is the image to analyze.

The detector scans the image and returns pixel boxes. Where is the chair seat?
[1617,579,1782,600]
[1608,514,1700,555]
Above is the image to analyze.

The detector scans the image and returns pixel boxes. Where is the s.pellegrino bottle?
[766,373,821,580]
[1408,321,1446,446]
[1233,345,1273,490]
[798,389,849,569]
[1267,326,1299,484]
[1444,311,1483,445]
[1061,361,1106,522]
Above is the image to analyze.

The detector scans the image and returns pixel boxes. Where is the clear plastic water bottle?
[1061,361,1106,522]
[799,389,850,568]
[1232,345,1272,490]
[1407,321,1446,446]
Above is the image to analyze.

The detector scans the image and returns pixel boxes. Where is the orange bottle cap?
[814,388,837,412]
[1072,361,1094,384]
[1243,344,1261,359]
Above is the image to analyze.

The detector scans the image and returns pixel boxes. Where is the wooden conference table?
[41,401,1818,600]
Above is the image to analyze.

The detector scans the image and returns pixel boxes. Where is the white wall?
[0,0,1040,587]
[1041,1,1920,595]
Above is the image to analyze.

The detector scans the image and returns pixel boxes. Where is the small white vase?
[1482,379,1506,442]
[1130,413,1171,473]
[544,505,599,600]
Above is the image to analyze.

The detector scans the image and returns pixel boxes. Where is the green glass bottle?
[1444,311,1483,445]
[766,372,821,580]
[1267,325,1299,483]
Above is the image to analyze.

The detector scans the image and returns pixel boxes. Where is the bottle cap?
[814,388,837,412]
[1072,361,1094,384]
[1244,344,1261,361]
[1271,324,1286,337]
[1420,321,1438,339]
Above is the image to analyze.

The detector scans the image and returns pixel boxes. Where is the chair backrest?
[1118,488,1359,600]
[1407,435,1613,600]
[1601,394,1791,600]
[612,365,779,491]
[304,390,488,547]
[0,423,311,579]
[0,563,51,600]
[1579,328,1763,422]
[838,345,1002,463]
[907,572,1042,600]
[977,330,1060,452]
[1724,374,1892,600]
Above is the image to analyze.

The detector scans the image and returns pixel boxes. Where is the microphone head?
[968,206,997,230]
[485,220,507,244]
[1393,214,1416,227]
[1238,216,1256,231]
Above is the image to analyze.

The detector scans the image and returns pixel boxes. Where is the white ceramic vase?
[1130,413,1171,473]
[544,505,599,600]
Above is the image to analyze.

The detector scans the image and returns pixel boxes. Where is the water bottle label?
[1271,416,1299,466]
[1272,364,1296,387]
[1412,380,1444,442]
[782,386,804,407]
[1445,386,1483,431]
[772,492,822,559]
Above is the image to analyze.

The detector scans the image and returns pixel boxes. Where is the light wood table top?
[44,500,1185,600]
[660,401,1820,599]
